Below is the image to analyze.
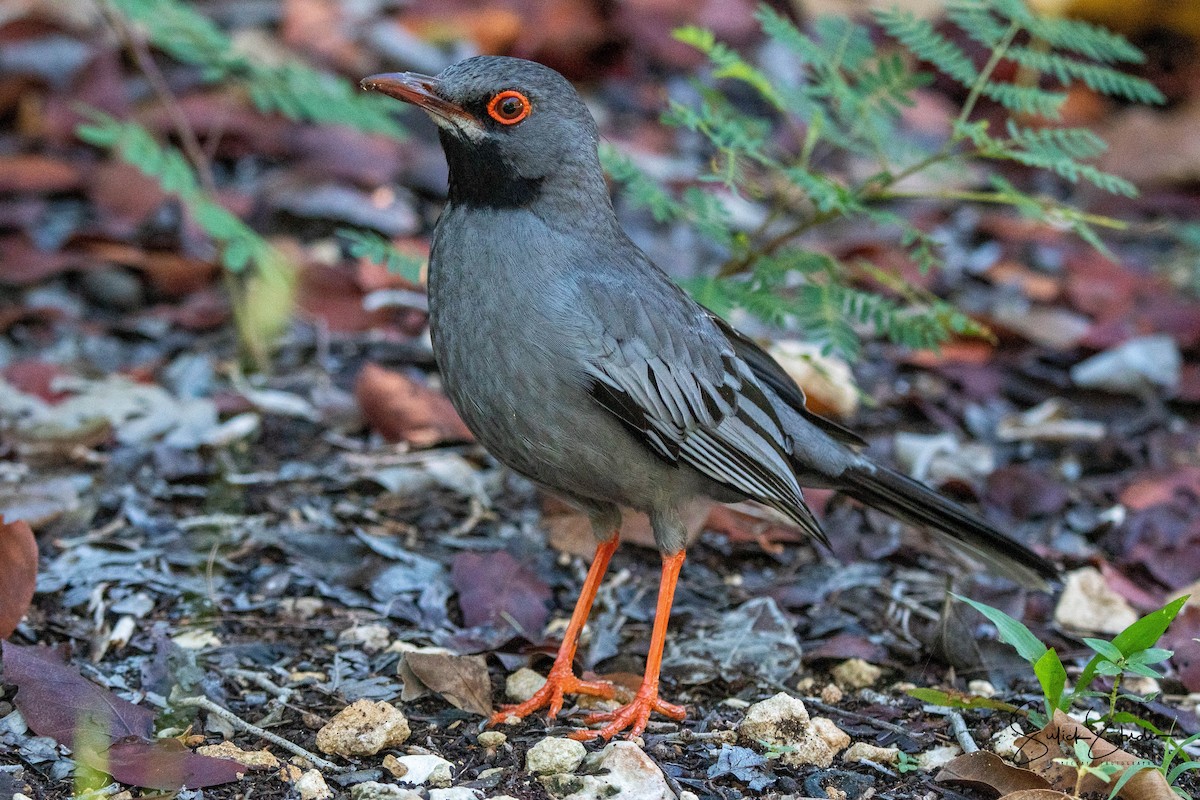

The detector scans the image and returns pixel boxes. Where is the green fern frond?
[874,7,979,87]
[76,109,287,281]
[108,0,404,138]
[981,82,1068,118]
[1005,46,1164,103]
[1017,12,1147,64]
[599,144,685,223]
[338,229,424,284]
[675,26,784,110]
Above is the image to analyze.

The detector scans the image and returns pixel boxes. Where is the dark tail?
[840,463,1058,590]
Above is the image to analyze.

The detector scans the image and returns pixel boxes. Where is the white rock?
[393,754,454,787]
[768,341,859,418]
[294,769,332,800]
[810,717,850,754]
[526,737,587,775]
[542,741,672,800]
[738,692,834,768]
[915,744,961,771]
[196,741,278,770]
[830,658,883,689]
[1071,334,1181,395]
[1053,567,1138,634]
[338,623,392,653]
[992,723,1025,759]
[428,789,482,800]
[316,699,411,757]
[842,742,899,765]
[351,782,423,800]
[477,730,507,748]
[967,680,996,698]
[505,667,546,702]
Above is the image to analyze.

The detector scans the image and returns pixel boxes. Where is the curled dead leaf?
[355,362,472,447]
[935,751,1054,796]
[1014,710,1174,800]
[0,518,37,639]
[400,651,493,717]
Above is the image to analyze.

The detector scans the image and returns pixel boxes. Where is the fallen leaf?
[1160,605,1200,692]
[104,737,244,790]
[400,651,493,717]
[355,362,472,447]
[998,791,1071,800]
[1014,710,1174,800]
[450,550,550,639]
[935,751,1054,796]
[0,642,241,789]
[2,641,155,743]
[0,154,84,193]
[0,519,37,638]
[1120,467,1200,511]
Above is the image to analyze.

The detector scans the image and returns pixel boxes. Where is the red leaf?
[0,519,37,639]
[1,642,155,743]
[1162,605,1200,693]
[450,551,551,639]
[106,737,243,790]
[0,643,242,789]
[355,362,472,447]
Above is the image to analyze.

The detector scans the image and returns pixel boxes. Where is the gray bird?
[362,56,1055,741]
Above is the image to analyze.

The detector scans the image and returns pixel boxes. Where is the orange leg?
[569,550,687,741]
[489,533,620,726]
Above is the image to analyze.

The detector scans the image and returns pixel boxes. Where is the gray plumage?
[367,56,1056,588]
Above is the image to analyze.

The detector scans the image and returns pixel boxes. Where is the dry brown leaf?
[1014,710,1174,800]
[999,791,1072,800]
[400,651,493,717]
[0,519,37,639]
[354,362,472,447]
[935,751,1054,796]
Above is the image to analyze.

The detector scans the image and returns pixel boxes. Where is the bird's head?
[362,56,605,210]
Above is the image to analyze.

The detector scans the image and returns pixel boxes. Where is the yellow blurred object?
[1031,0,1200,40]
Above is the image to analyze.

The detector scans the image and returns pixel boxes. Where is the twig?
[802,697,919,739]
[175,694,343,772]
[947,710,979,753]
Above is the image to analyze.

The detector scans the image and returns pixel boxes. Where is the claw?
[489,666,615,727]
[567,685,686,741]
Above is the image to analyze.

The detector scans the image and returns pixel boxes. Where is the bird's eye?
[487,90,531,125]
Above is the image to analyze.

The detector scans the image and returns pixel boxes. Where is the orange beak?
[360,72,474,126]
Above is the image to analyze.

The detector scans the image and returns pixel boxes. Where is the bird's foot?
[489,664,615,726]
[567,683,686,741]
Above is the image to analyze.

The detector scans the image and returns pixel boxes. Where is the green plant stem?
[1107,673,1122,723]
[955,19,1021,129]
[99,0,265,371]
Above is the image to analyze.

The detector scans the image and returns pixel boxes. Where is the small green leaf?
[1077,596,1188,694]
[954,595,1047,664]
[1082,637,1123,663]
[1033,647,1067,713]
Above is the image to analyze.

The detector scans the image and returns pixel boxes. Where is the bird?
[361,56,1057,742]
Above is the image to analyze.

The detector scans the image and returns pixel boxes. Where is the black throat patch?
[440,130,544,209]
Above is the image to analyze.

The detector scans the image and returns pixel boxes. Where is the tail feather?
[839,463,1057,590]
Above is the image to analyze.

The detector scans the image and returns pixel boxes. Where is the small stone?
[278,764,304,782]
[350,781,423,800]
[679,792,700,800]
[316,699,411,757]
[738,692,833,768]
[992,723,1025,759]
[382,753,409,778]
[916,744,962,771]
[428,789,482,800]
[820,683,844,704]
[967,679,996,698]
[280,597,324,620]
[505,667,547,702]
[294,769,332,800]
[548,741,672,800]
[526,737,587,775]
[1054,567,1138,634]
[196,741,278,770]
[392,754,454,787]
[721,697,750,709]
[830,658,882,689]
[842,742,899,765]
[477,730,507,749]
[810,717,850,754]
[1122,675,1160,696]
[338,623,392,653]
[794,676,816,693]
[825,786,848,800]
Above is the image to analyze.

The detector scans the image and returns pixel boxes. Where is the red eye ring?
[487,90,531,125]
